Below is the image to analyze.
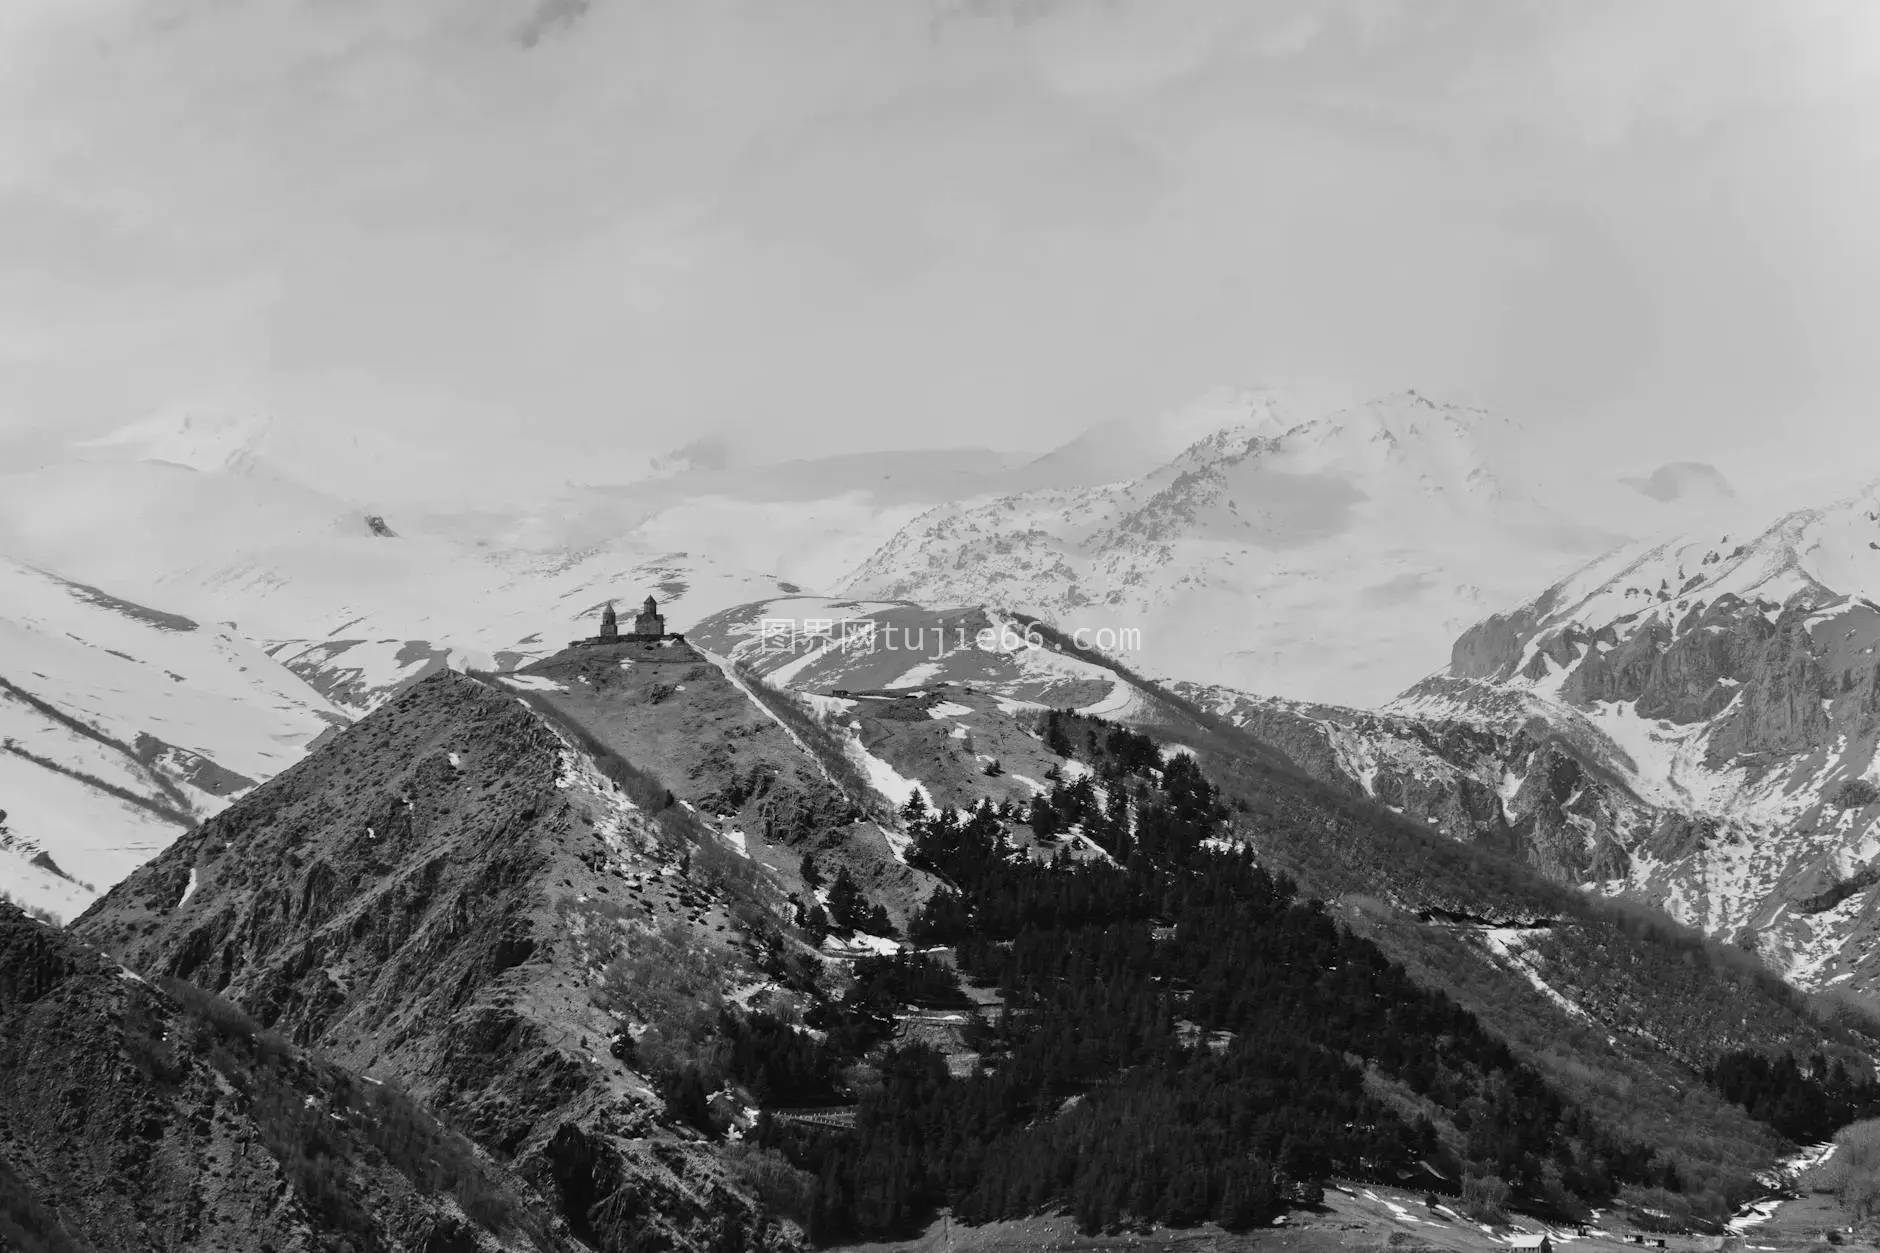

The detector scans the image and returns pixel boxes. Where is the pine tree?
[828,868,868,934]
[1045,711,1075,758]
[664,1066,714,1134]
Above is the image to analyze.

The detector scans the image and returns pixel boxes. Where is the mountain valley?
[0,599,1864,1247]
[6,393,1880,1250]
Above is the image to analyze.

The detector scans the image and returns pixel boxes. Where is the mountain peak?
[1342,389,1508,437]
[76,401,273,474]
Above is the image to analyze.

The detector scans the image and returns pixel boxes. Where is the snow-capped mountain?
[1179,477,1880,993]
[74,404,274,474]
[0,408,1031,910]
[0,406,947,706]
[0,384,1793,932]
[0,557,351,922]
[838,387,1725,707]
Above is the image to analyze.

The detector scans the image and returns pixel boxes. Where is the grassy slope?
[515,645,944,932]
[829,1183,1759,1253]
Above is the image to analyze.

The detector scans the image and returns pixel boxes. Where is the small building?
[1508,1235,1552,1253]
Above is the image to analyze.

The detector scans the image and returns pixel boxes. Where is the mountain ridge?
[836,389,1724,707]
[1157,476,1880,999]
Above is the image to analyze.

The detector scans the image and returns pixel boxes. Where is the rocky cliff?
[1183,480,1880,995]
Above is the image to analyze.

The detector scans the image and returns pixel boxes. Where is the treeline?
[738,719,1676,1240]
[1708,1050,1880,1144]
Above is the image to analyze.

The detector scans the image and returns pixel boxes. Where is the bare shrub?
[1461,1173,1510,1224]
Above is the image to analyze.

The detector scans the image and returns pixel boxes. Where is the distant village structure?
[572,595,686,648]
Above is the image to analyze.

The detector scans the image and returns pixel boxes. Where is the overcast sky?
[0,0,1875,484]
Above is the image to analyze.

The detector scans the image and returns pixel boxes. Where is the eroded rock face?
[1705,605,1838,763]
[1193,544,1880,993]
[1185,688,1645,894]
[74,671,802,1253]
[1449,586,1560,681]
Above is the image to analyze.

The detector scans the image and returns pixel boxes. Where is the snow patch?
[1479,927,1591,1021]
[823,932,901,957]
[879,822,915,865]
[498,674,568,693]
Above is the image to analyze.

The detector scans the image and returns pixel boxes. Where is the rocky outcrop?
[1184,687,1646,891]
[1329,493,1880,993]
[1705,602,1839,763]
[1795,862,1880,915]
[1448,586,1561,681]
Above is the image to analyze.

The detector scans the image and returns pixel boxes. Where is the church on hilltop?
[573,595,685,648]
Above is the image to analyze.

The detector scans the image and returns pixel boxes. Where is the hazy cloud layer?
[0,0,1875,485]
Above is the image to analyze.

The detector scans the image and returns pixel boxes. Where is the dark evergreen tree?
[827,868,874,934]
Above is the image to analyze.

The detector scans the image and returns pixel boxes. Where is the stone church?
[576,595,681,647]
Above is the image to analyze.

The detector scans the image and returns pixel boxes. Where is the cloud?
[516,0,593,48]
[0,0,1874,488]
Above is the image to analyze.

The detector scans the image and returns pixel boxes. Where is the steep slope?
[685,595,1191,813]
[692,599,1870,1211]
[1402,480,1880,992]
[72,666,830,1253]
[838,389,1720,707]
[64,607,1878,1241]
[504,635,949,935]
[0,900,565,1253]
[1179,478,1880,997]
[0,558,348,922]
[1170,683,1650,884]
